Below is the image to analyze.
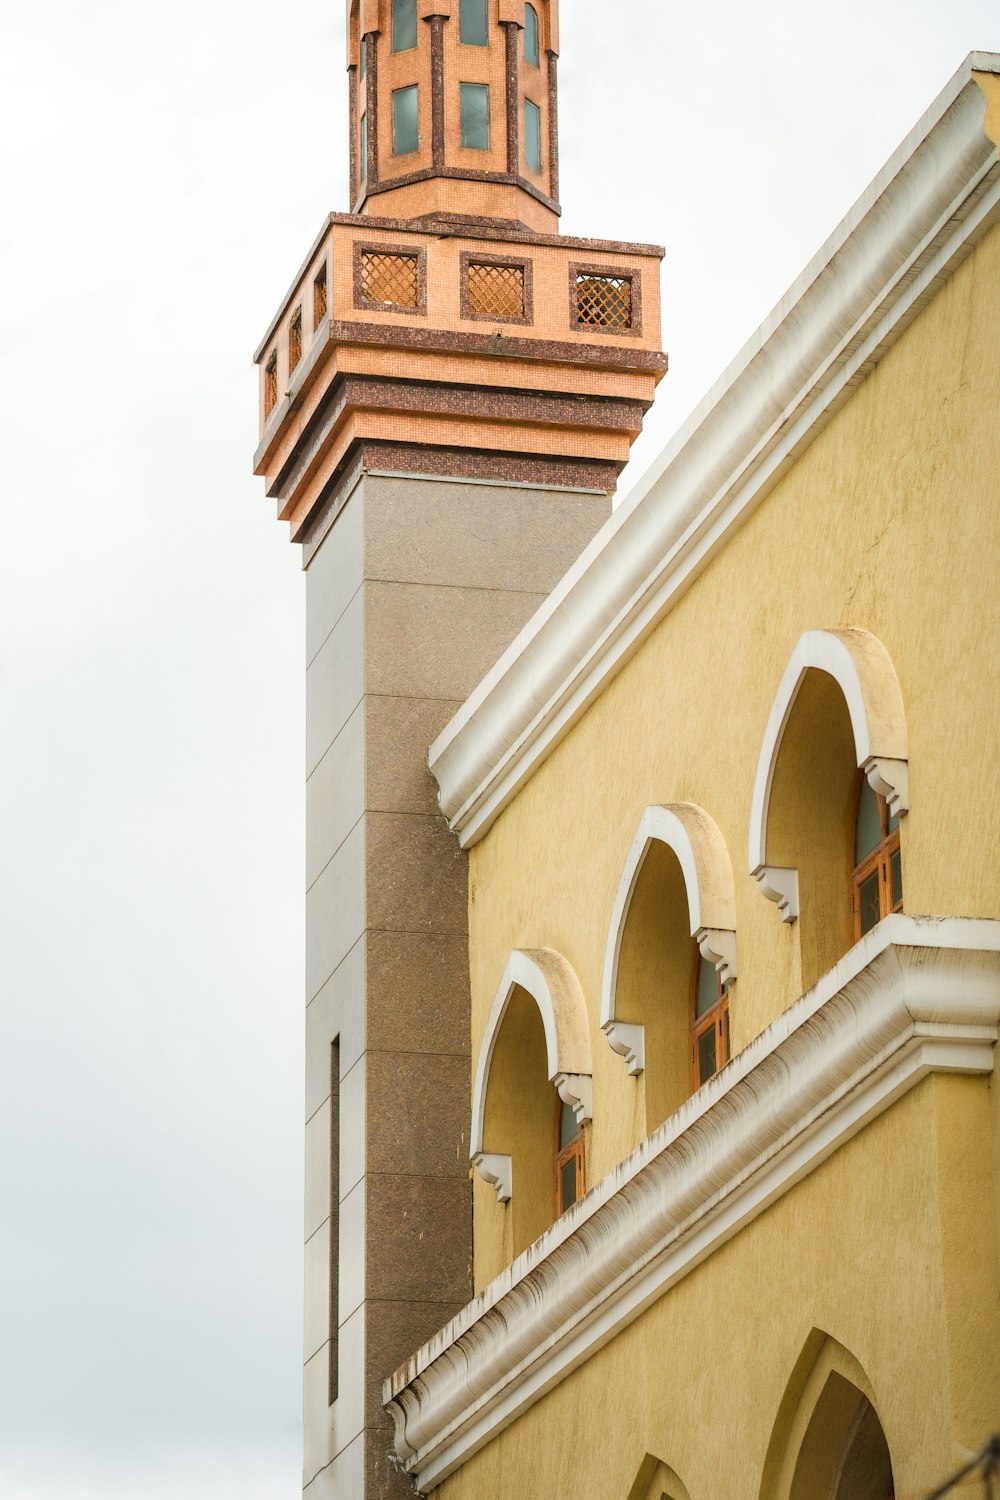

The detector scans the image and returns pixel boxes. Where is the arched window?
[555,1098,584,1214]
[600,804,738,1142]
[524,4,540,66]
[460,0,489,46]
[851,774,902,939]
[392,0,417,52]
[691,952,730,1089]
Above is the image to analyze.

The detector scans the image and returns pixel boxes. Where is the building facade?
[253,13,1000,1500]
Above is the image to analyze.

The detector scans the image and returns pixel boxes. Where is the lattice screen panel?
[313,267,328,326]
[360,251,419,309]
[575,274,633,329]
[288,307,302,374]
[467,261,525,319]
[264,353,278,417]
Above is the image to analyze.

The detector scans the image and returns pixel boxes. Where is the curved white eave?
[429,53,1000,850]
[382,915,1000,1493]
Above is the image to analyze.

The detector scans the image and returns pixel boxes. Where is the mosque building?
[253,6,1000,1497]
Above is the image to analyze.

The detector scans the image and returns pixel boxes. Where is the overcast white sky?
[1,2,997,1497]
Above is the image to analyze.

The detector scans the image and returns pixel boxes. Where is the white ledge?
[429,54,1000,849]
[383,916,1000,1492]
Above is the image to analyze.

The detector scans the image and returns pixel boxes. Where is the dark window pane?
[460,0,488,45]
[392,0,417,51]
[525,98,541,170]
[856,777,881,862]
[695,956,717,1019]
[559,1101,577,1150]
[524,4,539,66]
[560,1156,578,1212]
[460,83,490,149]
[392,85,419,155]
[697,1026,717,1086]
[859,869,881,935]
[360,33,367,78]
[890,848,903,909]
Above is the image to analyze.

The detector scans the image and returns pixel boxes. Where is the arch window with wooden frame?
[691,952,730,1090]
[851,774,902,939]
[555,1098,584,1215]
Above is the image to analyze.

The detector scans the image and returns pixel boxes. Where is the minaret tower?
[253,4,666,1497]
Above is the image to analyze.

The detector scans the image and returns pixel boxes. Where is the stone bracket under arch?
[600,803,738,1075]
[470,948,592,1202]
[749,629,910,924]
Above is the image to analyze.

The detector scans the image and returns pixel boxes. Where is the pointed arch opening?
[749,629,909,989]
[600,803,737,1131]
[626,1453,693,1500]
[471,949,592,1257]
[761,1332,895,1500]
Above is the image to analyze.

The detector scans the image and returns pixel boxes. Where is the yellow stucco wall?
[469,204,1000,1290]
[448,1079,1000,1500]
[446,74,1000,1500]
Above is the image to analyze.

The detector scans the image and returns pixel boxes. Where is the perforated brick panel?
[289,307,302,374]
[467,261,525,319]
[264,352,278,417]
[575,273,633,329]
[360,251,420,309]
[313,266,328,327]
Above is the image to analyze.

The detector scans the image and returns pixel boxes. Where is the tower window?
[392,0,417,52]
[524,4,539,66]
[313,264,328,327]
[459,0,489,46]
[851,775,902,939]
[524,98,541,171]
[359,249,420,310]
[360,32,367,78]
[263,349,278,418]
[360,113,368,181]
[392,84,419,155]
[555,1099,585,1216]
[460,82,490,150]
[691,953,730,1090]
[288,305,302,375]
[574,272,634,329]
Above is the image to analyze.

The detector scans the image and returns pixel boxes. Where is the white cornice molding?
[383,916,1000,1492]
[429,55,1000,850]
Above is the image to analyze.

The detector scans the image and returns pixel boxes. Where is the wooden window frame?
[554,1097,585,1217]
[690,947,730,1092]
[850,774,903,942]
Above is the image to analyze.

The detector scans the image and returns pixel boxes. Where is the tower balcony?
[253,212,666,550]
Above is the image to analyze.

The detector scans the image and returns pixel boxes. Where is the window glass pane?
[524,4,539,66]
[460,83,490,149]
[524,98,541,171]
[360,114,367,179]
[695,957,718,1019]
[858,870,881,935]
[560,1156,578,1212]
[888,806,900,834]
[856,777,881,862]
[392,85,419,155]
[360,33,367,77]
[460,0,489,45]
[559,1101,577,1151]
[697,1026,717,1086]
[890,848,903,910]
[392,0,417,51]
